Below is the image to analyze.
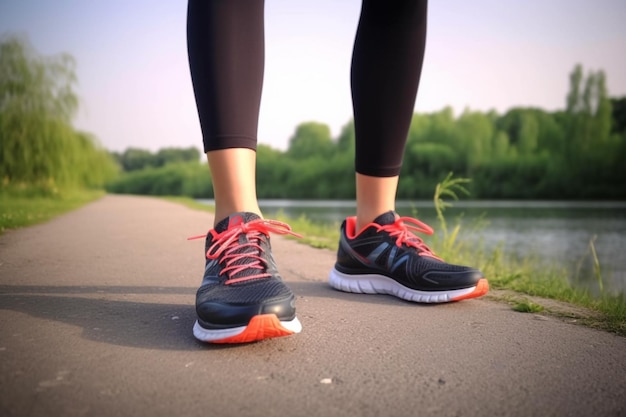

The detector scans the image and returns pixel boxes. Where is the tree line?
[110,147,201,172]
[108,64,626,200]
[2,34,624,200]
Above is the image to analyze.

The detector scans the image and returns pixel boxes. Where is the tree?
[565,65,613,155]
[119,148,155,171]
[492,130,511,159]
[610,97,626,134]
[566,64,584,114]
[593,71,612,144]
[286,121,334,160]
[0,35,117,190]
[155,146,201,167]
[336,120,355,154]
[498,109,540,156]
[455,110,493,168]
[517,112,539,155]
[0,35,77,122]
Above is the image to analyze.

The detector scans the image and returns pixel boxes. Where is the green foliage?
[336,120,355,154]
[113,148,155,171]
[106,162,211,198]
[610,97,626,134]
[456,110,494,167]
[107,64,625,201]
[0,35,118,192]
[286,121,334,160]
[0,34,77,122]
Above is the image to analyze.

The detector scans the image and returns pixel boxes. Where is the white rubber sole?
[329,267,486,303]
[193,315,302,343]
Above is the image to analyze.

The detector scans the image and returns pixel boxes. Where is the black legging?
[187,0,427,177]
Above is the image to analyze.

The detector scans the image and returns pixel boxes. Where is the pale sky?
[1,0,625,152]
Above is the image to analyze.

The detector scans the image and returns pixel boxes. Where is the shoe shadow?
[0,285,221,351]
[0,281,434,352]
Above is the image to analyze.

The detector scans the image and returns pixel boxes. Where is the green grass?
[473,250,625,335]
[271,212,341,250]
[166,194,625,336]
[512,298,545,313]
[0,188,105,234]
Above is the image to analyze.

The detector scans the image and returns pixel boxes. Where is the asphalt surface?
[0,194,624,417]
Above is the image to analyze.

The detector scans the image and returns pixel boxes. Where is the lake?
[197,199,626,295]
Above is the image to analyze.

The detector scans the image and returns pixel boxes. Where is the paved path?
[0,195,624,417]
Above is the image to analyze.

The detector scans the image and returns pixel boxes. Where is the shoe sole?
[193,314,302,344]
[329,268,489,303]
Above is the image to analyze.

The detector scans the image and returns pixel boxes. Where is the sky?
[1,0,625,152]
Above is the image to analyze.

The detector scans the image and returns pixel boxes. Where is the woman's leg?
[350,0,428,231]
[329,0,488,303]
[187,0,301,344]
[187,0,264,225]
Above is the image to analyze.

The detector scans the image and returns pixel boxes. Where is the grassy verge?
[430,175,625,336]
[164,178,625,336]
[466,247,625,335]
[0,188,105,234]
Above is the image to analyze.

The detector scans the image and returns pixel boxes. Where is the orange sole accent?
[451,278,489,302]
[212,314,296,344]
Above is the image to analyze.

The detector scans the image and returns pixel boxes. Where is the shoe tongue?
[214,212,262,233]
[372,211,397,226]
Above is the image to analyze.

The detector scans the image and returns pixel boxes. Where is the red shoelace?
[189,219,301,284]
[373,216,442,260]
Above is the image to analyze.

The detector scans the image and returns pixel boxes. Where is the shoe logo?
[388,249,410,273]
[228,214,244,228]
[374,243,409,273]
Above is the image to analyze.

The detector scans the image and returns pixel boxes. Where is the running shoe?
[329,211,489,303]
[190,212,302,343]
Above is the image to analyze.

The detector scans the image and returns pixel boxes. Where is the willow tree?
[0,35,117,191]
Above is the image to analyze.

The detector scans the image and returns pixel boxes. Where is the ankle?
[214,207,263,227]
[355,210,396,232]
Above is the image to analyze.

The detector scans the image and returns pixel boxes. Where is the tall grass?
[429,174,625,336]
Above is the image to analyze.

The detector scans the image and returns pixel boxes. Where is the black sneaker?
[329,211,489,303]
[191,212,302,343]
